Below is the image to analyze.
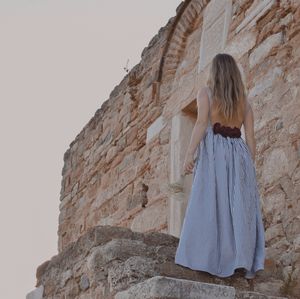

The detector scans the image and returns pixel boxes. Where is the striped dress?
[174,87,265,279]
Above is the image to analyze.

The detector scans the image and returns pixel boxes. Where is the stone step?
[114,276,288,299]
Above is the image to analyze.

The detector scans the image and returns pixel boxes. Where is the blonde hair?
[207,53,246,121]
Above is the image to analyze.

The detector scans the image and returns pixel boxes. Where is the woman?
[174,53,265,279]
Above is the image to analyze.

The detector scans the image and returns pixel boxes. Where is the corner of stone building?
[27,0,300,298]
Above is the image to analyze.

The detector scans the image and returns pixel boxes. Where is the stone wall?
[57,0,300,291]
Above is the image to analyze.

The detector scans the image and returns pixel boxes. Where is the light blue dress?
[174,88,265,279]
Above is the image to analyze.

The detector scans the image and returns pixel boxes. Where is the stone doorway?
[169,100,198,238]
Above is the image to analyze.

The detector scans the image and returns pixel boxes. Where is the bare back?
[207,86,255,161]
[206,86,247,129]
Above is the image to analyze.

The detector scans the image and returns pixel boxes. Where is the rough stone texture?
[28,0,300,298]
[29,225,290,299]
[249,31,283,68]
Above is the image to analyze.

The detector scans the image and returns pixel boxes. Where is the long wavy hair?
[206,53,247,121]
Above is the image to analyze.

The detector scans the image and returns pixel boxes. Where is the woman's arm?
[183,87,209,174]
[243,99,256,163]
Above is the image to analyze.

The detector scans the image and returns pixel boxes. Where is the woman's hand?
[183,153,195,175]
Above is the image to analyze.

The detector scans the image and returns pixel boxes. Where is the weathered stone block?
[249,32,283,68]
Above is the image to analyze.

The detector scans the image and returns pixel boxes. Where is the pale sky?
[0,1,182,298]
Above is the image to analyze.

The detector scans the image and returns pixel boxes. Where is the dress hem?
[174,259,264,279]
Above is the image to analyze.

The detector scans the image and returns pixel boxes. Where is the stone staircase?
[26,225,297,299]
[115,276,288,299]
